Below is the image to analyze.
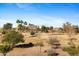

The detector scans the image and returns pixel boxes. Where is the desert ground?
[0,32,79,56]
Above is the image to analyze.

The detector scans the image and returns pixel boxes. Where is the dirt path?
[5,46,69,56]
[6,46,50,56]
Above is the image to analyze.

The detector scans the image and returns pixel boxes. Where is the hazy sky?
[0,3,79,27]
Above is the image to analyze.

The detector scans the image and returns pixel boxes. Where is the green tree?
[63,47,79,56]
[63,22,71,33]
[41,25,48,33]
[20,20,23,24]
[3,23,13,30]
[2,31,24,48]
[16,19,23,25]
[18,24,23,30]
[16,20,27,31]
[23,21,27,31]
[63,22,77,34]
[16,20,23,31]
[16,19,21,24]
[24,21,27,25]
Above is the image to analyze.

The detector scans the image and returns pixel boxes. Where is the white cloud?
[16,3,37,10]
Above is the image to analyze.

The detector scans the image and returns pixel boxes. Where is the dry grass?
[0,32,79,56]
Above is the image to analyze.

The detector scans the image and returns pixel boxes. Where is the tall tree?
[16,19,21,24]
[24,21,27,25]
[20,20,23,24]
[63,22,73,33]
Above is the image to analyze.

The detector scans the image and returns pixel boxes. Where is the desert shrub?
[0,43,12,56]
[41,25,48,33]
[34,42,44,55]
[66,37,77,55]
[47,37,60,56]
[18,24,23,31]
[63,47,79,56]
[68,38,77,48]
[48,37,60,49]
[47,48,59,56]
[2,31,24,47]
[2,30,7,34]
[35,42,44,47]
[30,31,35,36]
[2,31,6,34]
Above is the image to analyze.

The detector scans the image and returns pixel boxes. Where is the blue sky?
[0,3,79,27]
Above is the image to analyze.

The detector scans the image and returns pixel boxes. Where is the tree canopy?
[3,23,12,30]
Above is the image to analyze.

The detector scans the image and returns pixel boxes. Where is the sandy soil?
[0,32,79,56]
[6,46,69,56]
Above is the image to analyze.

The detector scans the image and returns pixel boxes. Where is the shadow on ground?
[15,43,34,48]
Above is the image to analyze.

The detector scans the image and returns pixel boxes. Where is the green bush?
[0,44,12,56]
[2,31,6,34]
[2,30,7,34]
[2,31,24,47]
[63,47,79,56]
[41,25,48,33]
